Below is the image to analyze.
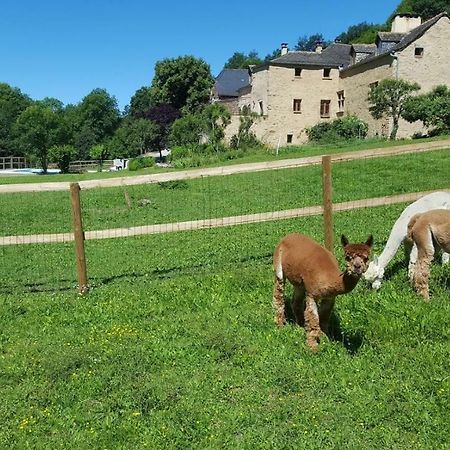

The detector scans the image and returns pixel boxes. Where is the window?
[259,101,264,115]
[294,67,302,77]
[287,134,293,144]
[337,91,345,113]
[320,100,331,118]
[415,47,424,57]
[293,98,302,113]
[323,68,331,78]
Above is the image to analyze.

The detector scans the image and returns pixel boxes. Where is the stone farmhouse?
[218,12,450,147]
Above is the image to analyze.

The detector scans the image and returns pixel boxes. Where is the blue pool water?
[13,168,61,175]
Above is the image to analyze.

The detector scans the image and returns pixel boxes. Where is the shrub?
[48,145,77,173]
[128,156,155,171]
[306,115,368,143]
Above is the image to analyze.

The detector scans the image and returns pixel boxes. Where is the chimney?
[281,43,288,56]
[315,41,323,54]
[391,13,422,33]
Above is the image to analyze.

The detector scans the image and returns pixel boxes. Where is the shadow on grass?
[284,301,364,355]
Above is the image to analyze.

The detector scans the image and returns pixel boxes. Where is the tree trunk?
[390,116,399,140]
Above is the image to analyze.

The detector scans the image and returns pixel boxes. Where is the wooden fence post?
[70,183,89,295]
[322,155,333,253]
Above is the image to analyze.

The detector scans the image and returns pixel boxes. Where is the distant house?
[211,69,250,114]
[221,12,450,146]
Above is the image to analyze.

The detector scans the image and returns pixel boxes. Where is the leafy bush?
[48,144,77,173]
[158,180,188,190]
[307,115,368,143]
[128,156,155,171]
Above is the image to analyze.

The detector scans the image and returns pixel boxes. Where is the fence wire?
[1,146,449,293]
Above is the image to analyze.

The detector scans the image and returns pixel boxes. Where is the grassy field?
[1,205,450,448]
[1,143,450,448]
[0,148,449,236]
[0,135,448,185]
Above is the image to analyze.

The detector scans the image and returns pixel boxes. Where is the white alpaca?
[364,191,450,290]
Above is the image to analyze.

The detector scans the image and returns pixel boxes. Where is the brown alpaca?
[273,233,373,351]
[407,209,450,300]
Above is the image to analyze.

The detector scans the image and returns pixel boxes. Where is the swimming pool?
[11,168,61,175]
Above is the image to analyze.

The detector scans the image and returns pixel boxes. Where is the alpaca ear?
[366,235,374,247]
[341,235,349,247]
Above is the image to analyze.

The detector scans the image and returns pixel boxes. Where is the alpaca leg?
[304,295,321,351]
[319,298,336,337]
[273,276,286,326]
[412,227,435,300]
[414,253,434,300]
[291,284,305,326]
[408,243,418,283]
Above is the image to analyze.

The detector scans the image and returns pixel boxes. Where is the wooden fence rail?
[0,156,27,170]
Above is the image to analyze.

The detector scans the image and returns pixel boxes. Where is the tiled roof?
[214,69,250,97]
[342,12,449,72]
[377,32,405,43]
[268,43,353,68]
[352,44,377,53]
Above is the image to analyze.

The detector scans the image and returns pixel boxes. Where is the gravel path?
[1,139,449,194]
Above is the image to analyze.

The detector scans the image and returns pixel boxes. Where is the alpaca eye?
[345,255,352,261]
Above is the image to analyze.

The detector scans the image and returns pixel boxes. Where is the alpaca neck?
[333,271,361,295]
[377,216,407,268]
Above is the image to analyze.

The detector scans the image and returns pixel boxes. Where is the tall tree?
[106,118,160,158]
[128,86,154,118]
[335,22,383,44]
[391,0,449,21]
[74,88,121,158]
[295,33,330,51]
[151,56,214,114]
[264,48,281,61]
[14,104,65,171]
[402,84,450,134]
[224,51,263,69]
[0,83,32,156]
[144,103,181,151]
[368,78,420,140]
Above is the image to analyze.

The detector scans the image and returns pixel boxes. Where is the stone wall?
[340,55,393,138]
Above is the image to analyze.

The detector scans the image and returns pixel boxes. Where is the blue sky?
[1,0,401,111]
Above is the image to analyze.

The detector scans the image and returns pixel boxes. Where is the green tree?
[264,48,281,61]
[0,83,32,156]
[37,97,64,112]
[128,86,154,118]
[390,0,449,21]
[151,56,214,114]
[74,88,121,158]
[295,33,330,51]
[106,118,159,158]
[48,144,77,173]
[368,78,420,139]
[169,114,204,148]
[230,106,261,149]
[402,84,450,134]
[14,104,65,172]
[224,51,263,69]
[201,103,231,151]
[335,22,385,44]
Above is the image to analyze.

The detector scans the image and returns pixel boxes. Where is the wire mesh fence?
[1,146,449,294]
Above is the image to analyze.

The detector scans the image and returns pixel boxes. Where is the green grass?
[0,148,448,236]
[1,135,448,185]
[1,141,449,448]
[1,205,450,448]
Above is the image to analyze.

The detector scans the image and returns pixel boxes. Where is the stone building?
[222,12,450,147]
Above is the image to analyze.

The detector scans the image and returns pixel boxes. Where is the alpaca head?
[363,256,384,290]
[341,235,373,277]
